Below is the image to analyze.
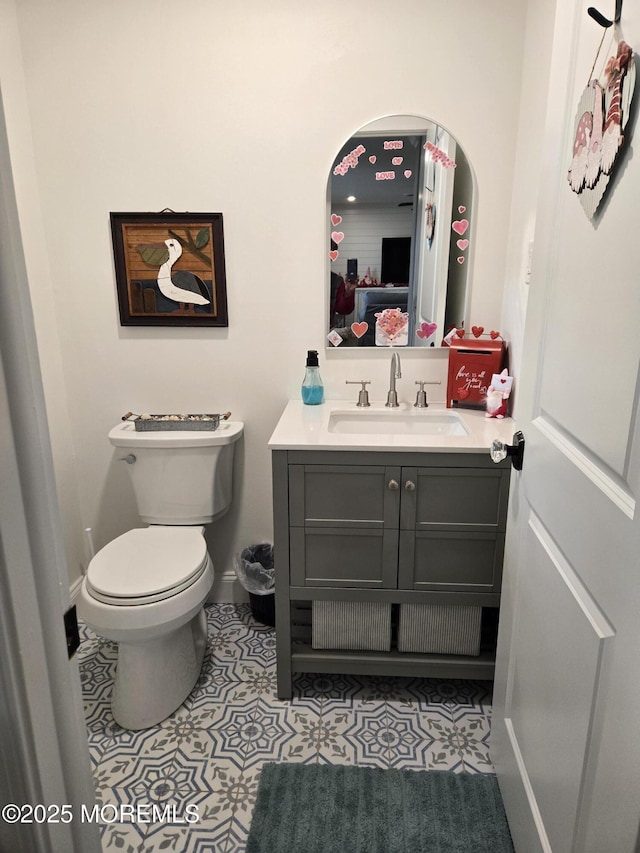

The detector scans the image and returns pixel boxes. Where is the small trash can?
[233,543,275,626]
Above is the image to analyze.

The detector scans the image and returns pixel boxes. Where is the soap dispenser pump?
[301,350,324,405]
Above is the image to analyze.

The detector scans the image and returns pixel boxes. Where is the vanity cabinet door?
[399,466,508,530]
[288,464,400,588]
[398,530,504,592]
[397,465,508,592]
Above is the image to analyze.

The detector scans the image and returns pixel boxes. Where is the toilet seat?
[86,527,208,606]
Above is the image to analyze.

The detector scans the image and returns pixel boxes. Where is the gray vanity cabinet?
[273,449,510,699]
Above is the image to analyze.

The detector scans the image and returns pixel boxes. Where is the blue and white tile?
[337,702,391,768]
[80,604,498,852]
[183,672,261,722]
[92,786,148,853]
[415,677,493,710]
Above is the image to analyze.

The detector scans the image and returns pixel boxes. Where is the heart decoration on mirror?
[416,321,437,340]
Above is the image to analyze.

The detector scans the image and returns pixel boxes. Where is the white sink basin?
[327,409,470,436]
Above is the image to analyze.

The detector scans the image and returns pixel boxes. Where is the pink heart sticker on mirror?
[369,155,377,164]
[329,250,339,261]
[331,214,342,226]
[416,322,437,339]
[452,219,469,236]
[331,231,344,244]
[457,256,465,264]
[458,205,466,213]
[351,321,368,338]
[404,170,412,178]
[456,239,469,251]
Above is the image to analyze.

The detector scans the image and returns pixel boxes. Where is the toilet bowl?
[80,526,213,730]
[79,419,243,730]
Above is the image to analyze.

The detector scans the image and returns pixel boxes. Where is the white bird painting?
[157,238,210,308]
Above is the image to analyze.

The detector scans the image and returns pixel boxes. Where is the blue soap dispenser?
[301,350,324,405]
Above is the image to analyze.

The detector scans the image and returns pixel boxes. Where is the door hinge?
[64,605,80,659]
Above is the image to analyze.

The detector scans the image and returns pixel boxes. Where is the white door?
[0,91,101,852]
[491,3,640,852]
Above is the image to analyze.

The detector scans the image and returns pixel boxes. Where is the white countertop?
[268,400,515,453]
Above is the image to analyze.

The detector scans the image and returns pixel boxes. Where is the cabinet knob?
[404,480,416,491]
[388,479,399,490]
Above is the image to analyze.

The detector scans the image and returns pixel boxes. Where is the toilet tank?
[108,420,243,524]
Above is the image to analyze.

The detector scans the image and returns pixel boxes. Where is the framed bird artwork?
[111,212,229,326]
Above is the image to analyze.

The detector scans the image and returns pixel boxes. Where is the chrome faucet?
[385,352,402,407]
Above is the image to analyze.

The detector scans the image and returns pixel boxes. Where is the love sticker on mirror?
[452,219,469,236]
[416,322,437,340]
[351,321,368,339]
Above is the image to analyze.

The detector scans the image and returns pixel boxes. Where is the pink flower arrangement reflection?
[375,307,409,343]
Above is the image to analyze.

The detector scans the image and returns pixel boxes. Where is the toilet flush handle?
[119,454,136,464]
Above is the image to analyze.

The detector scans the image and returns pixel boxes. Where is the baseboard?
[69,573,84,605]
[207,569,249,604]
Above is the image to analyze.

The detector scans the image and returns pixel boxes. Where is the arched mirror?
[326,115,473,349]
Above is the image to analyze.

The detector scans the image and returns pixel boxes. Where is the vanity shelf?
[272,443,511,700]
[291,647,498,681]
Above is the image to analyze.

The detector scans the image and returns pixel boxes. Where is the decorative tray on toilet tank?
[121,411,231,431]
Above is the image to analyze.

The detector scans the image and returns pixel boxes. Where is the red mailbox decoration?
[446,336,506,408]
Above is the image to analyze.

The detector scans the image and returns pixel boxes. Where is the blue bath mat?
[246,762,514,852]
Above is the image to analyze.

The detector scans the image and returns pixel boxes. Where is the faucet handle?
[346,380,371,408]
[414,380,442,408]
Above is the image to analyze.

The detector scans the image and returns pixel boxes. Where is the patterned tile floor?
[80,603,494,852]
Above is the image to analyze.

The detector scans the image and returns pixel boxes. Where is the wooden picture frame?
[110,212,228,327]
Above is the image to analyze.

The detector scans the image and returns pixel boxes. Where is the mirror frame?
[325,114,474,352]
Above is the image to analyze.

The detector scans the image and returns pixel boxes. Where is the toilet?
[79,418,243,730]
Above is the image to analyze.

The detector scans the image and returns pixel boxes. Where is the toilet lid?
[86,527,208,604]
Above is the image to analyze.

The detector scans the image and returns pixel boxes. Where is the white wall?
[0,0,88,586]
[500,0,557,395]
[5,0,528,596]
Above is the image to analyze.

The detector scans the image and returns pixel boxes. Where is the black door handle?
[490,431,525,470]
